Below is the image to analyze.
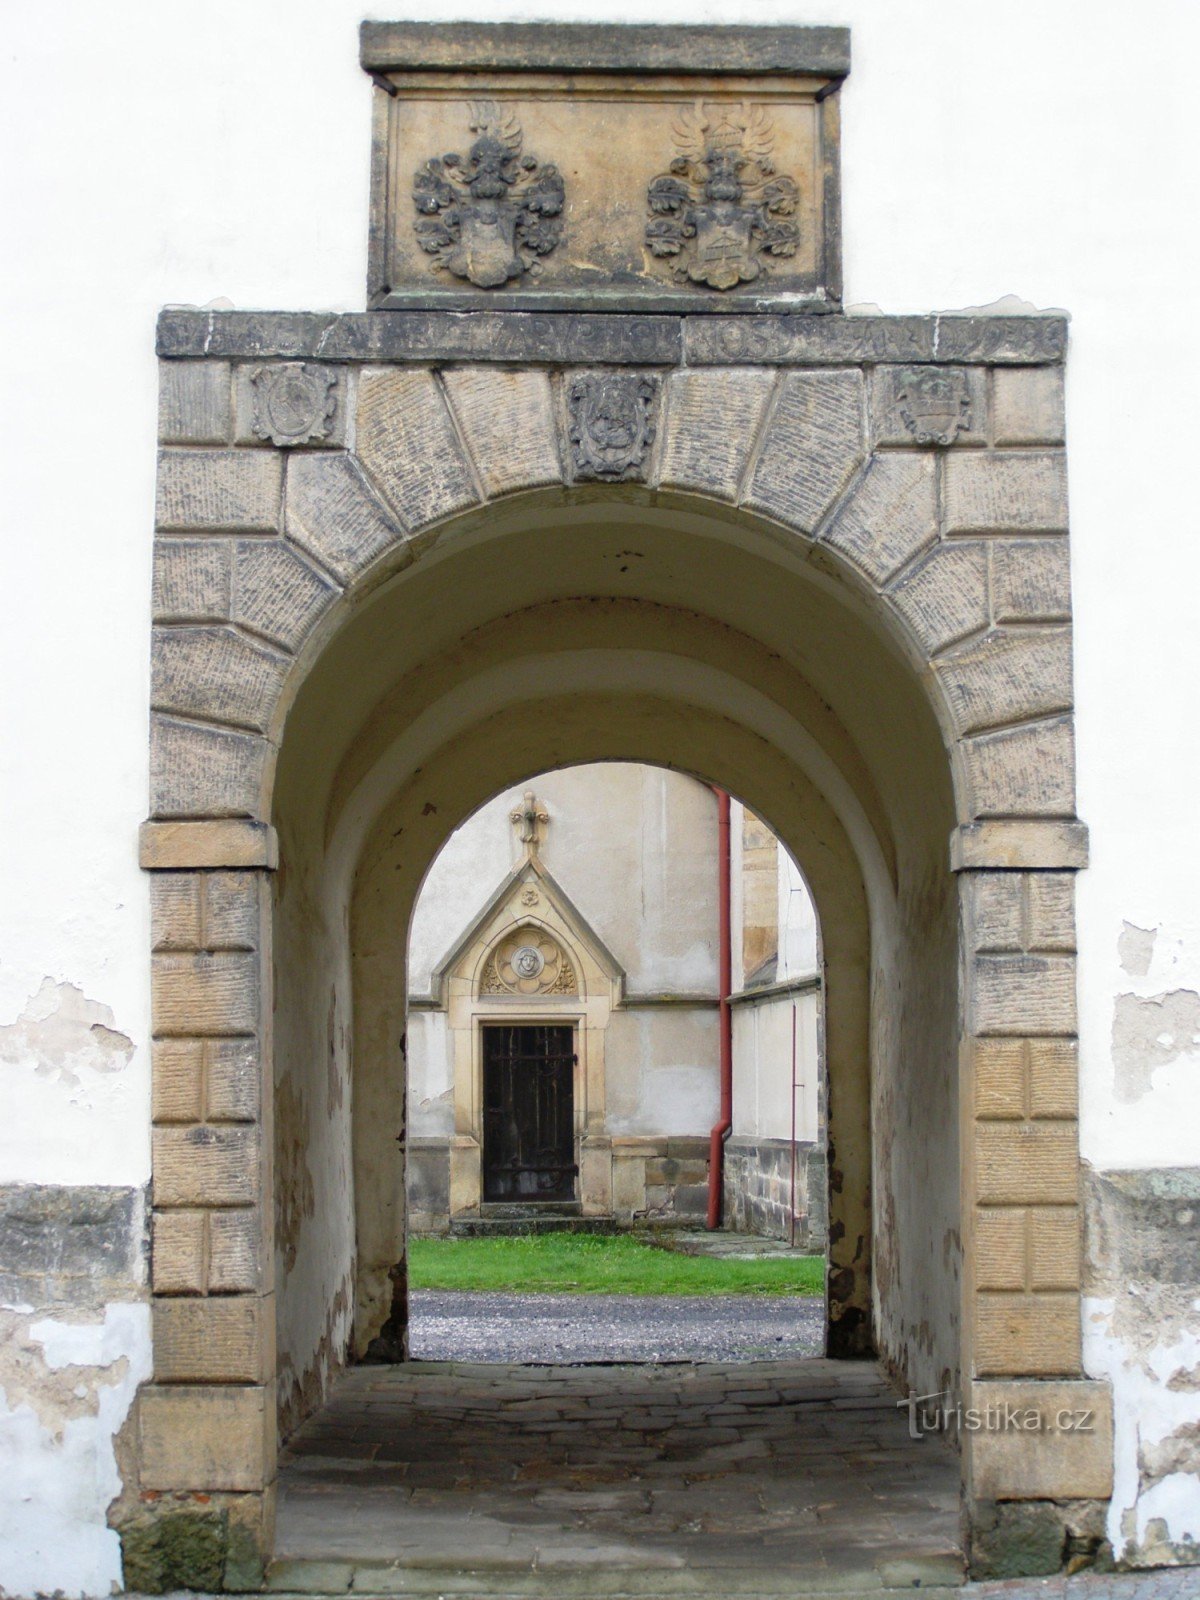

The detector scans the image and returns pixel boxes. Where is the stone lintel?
[156,310,1066,368]
[360,22,851,79]
[140,819,279,871]
[966,1380,1113,1500]
[951,821,1089,873]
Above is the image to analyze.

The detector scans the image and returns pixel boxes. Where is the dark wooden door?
[482,1025,576,1202]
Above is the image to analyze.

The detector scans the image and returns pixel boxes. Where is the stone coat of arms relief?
[412,101,565,288]
[645,104,801,290]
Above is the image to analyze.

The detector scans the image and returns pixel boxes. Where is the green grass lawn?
[408,1232,825,1296]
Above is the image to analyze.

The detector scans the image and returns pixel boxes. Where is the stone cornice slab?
[359,22,851,79]
[157,310,1067,367]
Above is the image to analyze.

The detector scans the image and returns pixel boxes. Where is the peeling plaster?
[1112,989,1200,1104]
[1118,922,1157,979]
[0,978,134,1090]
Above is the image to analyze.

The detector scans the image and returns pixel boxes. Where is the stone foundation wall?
[723,1137,827,1249]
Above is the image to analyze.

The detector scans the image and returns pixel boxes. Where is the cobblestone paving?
[272,1357,964,1595]
[408,1289,826,1363]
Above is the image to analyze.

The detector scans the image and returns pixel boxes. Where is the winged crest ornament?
[412,102,565,289]
[645,104,800,291]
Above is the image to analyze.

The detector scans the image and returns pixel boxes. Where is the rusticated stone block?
[138,1384,273,1491]
[975,1206,1080,1291]
[153,1038,258,1124]
[231,539,338,653]
[972,953,1077,1037]
[152,1209,206,1293]
[150,715,267,820]
[150,875,204,952]
[152,1125,260,1208]
[285,453,401,583]
[975,1122,1079,1205]
[951,819,1088,871]
[1026,875,1076,952]
[992,538,1071,622]
[153,539,233,623]
[209,1209,262,1292]
[154,1295,271,1383]
[357,368,478,530]
[443,368,559,496]
[823,452,937,584]
[934,628,1072,736]
[974,1037,1078,1121]
[887,541,989,654]
[152,627,289,734]
[968,1380,1112,1499]
[139,820,278,871]
[656,369,775,501]
[159,363,232,446]
[870,365,985,448]
[156,450,281,532]
[944,451,1068,534]
[993,367,1065,446]
[963,716,1076,819]
[743,369,865,531]
[965,872,1076,955]
[152,951,259,1037]
[203,873,262,950]
[975,1292,1081,1376]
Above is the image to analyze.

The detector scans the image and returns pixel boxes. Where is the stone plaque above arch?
[361,22,848,312]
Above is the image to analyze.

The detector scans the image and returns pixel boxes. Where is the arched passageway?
[136,327,1100,1584]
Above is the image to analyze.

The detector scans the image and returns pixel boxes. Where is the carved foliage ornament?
[413,102,565,289]
[250,363,338,447]
[569,373,660,481]
[481,928,578,997]
[895,368,973,447]
[646,104,800,291]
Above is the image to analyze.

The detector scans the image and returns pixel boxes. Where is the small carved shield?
[895,368,973,447]
[568,373,659,481]
[249,364,338,447]
[690,204,759,290]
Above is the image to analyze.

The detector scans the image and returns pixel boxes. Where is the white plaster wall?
[731,995,819,1143]
[3,0,1200,1586]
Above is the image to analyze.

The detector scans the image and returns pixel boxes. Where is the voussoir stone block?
[657,368,775,501]
[152,950,259,1037]
[153,539,233,622]
[154,1295,271,1384]
[993,367,1065,446]
[285,453,402,583]
[934,627,1072,736]
[357,368,479,530]
[151,627,289,734]
[962,716,1076,819]
[991,537,1071,623]
[974,1292,1081,1377]
[443,368,560,496]
[887,540,989,655]
[232,539,339,653]
[138,1384,273,1492]
[743,369,865,531]
[159,363,232,446]
[943,451,1068,534]
[823,452,937,584]
[972,951,1077,1038]
[150,714,267,819]
[152,1124,261,1208]
[156,450,282,532]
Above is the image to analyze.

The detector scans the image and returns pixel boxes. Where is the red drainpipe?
[707,787,733,1230]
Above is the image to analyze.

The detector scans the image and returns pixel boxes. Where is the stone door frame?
[131,306,1111,1585]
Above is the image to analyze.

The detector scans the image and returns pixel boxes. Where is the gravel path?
[407,1288,824,1362]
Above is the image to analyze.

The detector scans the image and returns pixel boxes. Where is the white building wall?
[2,1,1199,1587]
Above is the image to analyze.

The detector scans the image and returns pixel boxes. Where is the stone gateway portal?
[111,16,1122,1595]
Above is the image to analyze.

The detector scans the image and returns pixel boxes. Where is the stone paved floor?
[272,1357,964,1595]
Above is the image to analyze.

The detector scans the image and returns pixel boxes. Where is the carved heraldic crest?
[413,101,565,289]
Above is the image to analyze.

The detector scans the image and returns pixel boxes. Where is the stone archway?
[131,307,1109,1585]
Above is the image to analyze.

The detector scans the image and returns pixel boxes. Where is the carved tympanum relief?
[412,101,565,289]
[894,368,974,447]
[249,363,338,446]
[645,104,801,291]
[568,373,660,481]
[480,928,579,997]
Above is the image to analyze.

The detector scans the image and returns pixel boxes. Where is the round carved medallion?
[480,927,578,996]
